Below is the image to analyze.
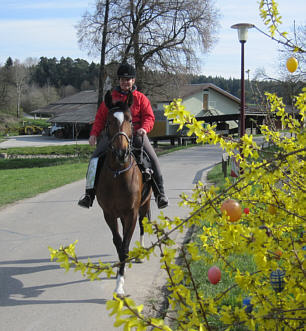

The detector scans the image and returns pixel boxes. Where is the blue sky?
[0,0,305,79]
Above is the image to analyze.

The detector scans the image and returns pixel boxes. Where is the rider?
[78,63,169,209]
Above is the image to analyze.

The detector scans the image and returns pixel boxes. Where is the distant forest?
[0,56,303,119]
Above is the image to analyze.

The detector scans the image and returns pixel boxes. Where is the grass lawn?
[188,229,256,330]
[0,159,88,208]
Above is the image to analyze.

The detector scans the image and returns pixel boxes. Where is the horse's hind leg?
[138,200,151,249]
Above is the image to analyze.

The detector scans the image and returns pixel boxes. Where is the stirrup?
[78,194,93,209]
[156,194,168,209]
[143,168,153,181]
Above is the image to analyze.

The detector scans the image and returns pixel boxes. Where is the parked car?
[18,122,43,135]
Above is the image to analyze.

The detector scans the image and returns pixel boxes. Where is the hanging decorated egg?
[242,297,253,313]
[221,199,242,222]
[208,266,221,284]
[270,269,286,293]
[274,249,282,259]
[286,57,298,73]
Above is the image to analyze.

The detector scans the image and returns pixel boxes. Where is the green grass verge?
[0,157,87,170]
[0,144,94,156]
[0,159,88,208]
[206,162,233,190]
[188,228,256,330]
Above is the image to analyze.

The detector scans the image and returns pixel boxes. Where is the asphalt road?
[0,139,223,331]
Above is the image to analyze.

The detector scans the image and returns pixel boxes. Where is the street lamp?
[231,23,254,138]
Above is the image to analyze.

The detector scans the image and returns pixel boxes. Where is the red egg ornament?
[208,266,221,284]
[221,199,242,222]
[244,207,250,214]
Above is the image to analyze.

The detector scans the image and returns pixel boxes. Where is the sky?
[0,0,305,79]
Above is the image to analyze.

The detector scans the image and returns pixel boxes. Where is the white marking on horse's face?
[115,275,125,295]
[113,112,124,125]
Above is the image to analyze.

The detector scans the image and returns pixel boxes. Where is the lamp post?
[231,23,254,138]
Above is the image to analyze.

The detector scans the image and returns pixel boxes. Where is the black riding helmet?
[117,63,136,78]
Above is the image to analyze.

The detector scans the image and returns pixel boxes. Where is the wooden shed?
[32,90,98,138]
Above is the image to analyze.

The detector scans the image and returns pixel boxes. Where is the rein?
[111,158,134,178]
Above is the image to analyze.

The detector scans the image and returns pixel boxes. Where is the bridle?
[106,108,135,178]
[110,131,132,155]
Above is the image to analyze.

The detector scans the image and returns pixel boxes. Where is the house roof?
[52,90,98,104]
[177,83,240,104]
[31,90,98,124]
[48,104,97,124]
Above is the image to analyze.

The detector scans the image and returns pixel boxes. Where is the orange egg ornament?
[286,57,298,73]
[221,199,242,222]
[274,249,283,259]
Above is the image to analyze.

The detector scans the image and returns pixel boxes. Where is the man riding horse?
[78,63,169,209]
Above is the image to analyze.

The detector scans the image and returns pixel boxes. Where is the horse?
[95,90,152,297]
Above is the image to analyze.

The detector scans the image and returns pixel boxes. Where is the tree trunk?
[97,0,110,108]
[16,84,21,118]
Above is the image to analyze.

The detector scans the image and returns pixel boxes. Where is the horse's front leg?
[103,212,125,296]
[115,212,138,295]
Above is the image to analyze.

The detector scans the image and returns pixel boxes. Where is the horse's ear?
[104,90,113,109]
[126,91,133,108]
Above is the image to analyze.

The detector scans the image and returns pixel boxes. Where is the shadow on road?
[0,255,115,307]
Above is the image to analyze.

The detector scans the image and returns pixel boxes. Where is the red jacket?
[90,88,155,137]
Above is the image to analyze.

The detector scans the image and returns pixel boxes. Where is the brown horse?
[95,90,152,296]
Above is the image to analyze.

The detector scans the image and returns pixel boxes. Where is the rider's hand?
[137,128,147,136]
[89,135,97,146]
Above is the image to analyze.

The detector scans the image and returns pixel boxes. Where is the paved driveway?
[0,144,223,331]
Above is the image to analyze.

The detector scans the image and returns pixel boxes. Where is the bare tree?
[12,60,29,118]
[77,0,219,95]
[77,0,120,105]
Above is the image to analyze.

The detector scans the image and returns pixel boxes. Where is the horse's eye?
[125,114,132,123]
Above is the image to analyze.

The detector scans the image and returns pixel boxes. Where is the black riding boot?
[152,175,169,209]
[78,188,95,209]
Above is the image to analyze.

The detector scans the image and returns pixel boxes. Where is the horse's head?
[105,90,133,165]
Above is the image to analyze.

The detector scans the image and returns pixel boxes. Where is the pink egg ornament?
[208,266,221,284]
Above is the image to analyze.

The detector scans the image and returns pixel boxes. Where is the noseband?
[110,131,132,153]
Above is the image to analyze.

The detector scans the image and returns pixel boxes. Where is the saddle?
[132,146,153,182]
[95,146,153,183]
